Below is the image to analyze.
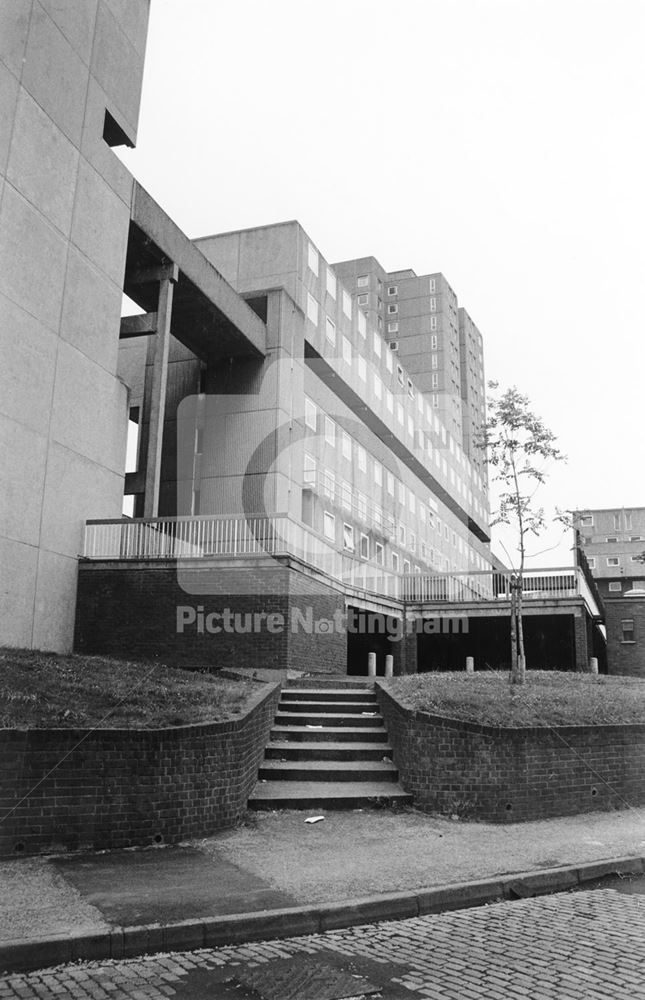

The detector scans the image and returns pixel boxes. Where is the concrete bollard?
[589,657,598,675]
[385,654,394,678]
[466,656,475,674]
[368,652,377,677]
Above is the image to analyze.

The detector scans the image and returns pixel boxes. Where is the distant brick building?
[577,508,645,677]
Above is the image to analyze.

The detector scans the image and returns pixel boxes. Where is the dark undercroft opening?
[416,613,577,672]
[346,606,399,676]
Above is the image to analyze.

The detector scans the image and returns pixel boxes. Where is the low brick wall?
[376,683,645,822]
[0,683,280,858]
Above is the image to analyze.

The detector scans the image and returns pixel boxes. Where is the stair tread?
[276,710,382,719]
[282,689,377,697]
[271,725,387,736]
[268,740,392,752]
[249,780,411,800]
[261,760,397,773]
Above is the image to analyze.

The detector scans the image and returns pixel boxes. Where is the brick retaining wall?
[376,682,645,822]
[0,683,280,858]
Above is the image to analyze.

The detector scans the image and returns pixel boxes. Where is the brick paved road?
[1,888,644,999]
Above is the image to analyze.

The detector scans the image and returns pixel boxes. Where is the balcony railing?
[83,515,598,612]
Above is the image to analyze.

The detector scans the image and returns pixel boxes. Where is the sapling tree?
[479,383,565,684]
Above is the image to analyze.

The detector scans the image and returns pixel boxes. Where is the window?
[372,332,382,358]
[631,555,644,562]
[391,552,400,572]
[419,503,426,524]
[607,557,620,566]
[430,316,437,331]
[432,394,439,407]
[625,512,633,529]
[396,364,404,386]
[326,267,336,299]
[375,542,384,565]
[587,557,595,568]
[431,373,439,388]
[323,512,335,540]
[357,275,369,287]
[341,335,352,365]
[387,322,399,334]
[321,469,335,499]
[429,278,436,293]
[385,350,393,373]
[325,316,336,345]
[385,388,394,412]
[307,292,318,325]
[386,470,394,495]
[304,396,317,430]
[307,242,319,275]
[429,297,436,311]
[324,416,336,446]
[407,379,414,399]
[357,492,367,520]
[387,303,398,315]
[342,289,352,318]
[341,480,352,509]
[358,294,368,305]
[613,513,621,530]
[621,619,635,643]
[403,559,411,574]
[358,311,366,337]
[373,461,383,487]
[431,354,438,369]
[609,582,622,592]
[341,430,352,461]
[631,536,642,542]
[398,480,406,504]
[373,374,382,400]
[359,533,369,559]
[303,452,316,485]
[396,402,404,424]
[407,414,414,437]
[398,525,406,545]
[389,341,399,352]
[343,523,355,551]
[357,356,367,381]
[388,285,398,296]
[357,444,367,472]
[606,537,618,544]
[580,515,593,527]
[409,492,416,514]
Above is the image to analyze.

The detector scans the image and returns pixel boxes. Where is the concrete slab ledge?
[1,855,643,974]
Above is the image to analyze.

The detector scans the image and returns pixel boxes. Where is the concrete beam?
[143,276,174,518]
[119,312,158,338]
[129,262,179,285]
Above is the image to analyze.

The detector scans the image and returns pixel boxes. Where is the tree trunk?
[516,583,526,684]
[509,578,519,684]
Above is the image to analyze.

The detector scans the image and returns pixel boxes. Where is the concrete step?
[277,699,377,714]
[247,780,413,811]
[265,740,393,762]
[258,760,399,782]
[271,725,389,743]
[281,689,377,703]
[274,711,383,728]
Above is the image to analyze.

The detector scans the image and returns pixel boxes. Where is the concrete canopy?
[123,183,266,362]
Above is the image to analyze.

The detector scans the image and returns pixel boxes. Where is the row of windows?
[588,556,644,568]
[580,513,639,530]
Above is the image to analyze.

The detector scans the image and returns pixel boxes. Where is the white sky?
[119,0,645,569]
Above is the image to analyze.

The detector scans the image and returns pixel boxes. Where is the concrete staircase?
[247,684,412,810]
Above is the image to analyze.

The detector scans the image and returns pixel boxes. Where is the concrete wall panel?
[49,341,128,473]
[0,413,48,547]
[31,548,78,652]
[21,3,89,145]
[7,88,80,236]
[0,0,32,79]
[91,3,145,140]
[60,246,122,371]
[0,184,68,330]
[38,0,98,64]
[70,159,130,286]
[0,293,58,435]
[0,62,20,174]
[0,537,38,648]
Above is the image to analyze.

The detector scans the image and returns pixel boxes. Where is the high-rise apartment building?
[332,258,486,474]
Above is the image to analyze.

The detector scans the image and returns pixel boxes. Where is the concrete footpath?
[1,805,645,972]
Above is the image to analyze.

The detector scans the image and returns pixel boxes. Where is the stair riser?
[275,715,383,728]
[248,794,412,811]
[258,768,398,783]
[281,692,377,703]
[265,747,391,762]
[271,729,389,743]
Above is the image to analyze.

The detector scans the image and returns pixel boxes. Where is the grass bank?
[0,648,265,729]
[383,671,645,727]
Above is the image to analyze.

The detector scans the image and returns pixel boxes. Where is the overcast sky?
[120,0,644,569]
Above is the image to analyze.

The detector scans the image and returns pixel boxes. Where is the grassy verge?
[383,670,645,727]
[0,648,266,729]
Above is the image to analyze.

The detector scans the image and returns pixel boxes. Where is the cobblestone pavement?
[1,889,644,999]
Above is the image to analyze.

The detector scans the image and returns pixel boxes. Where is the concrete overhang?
[124,183,266,361]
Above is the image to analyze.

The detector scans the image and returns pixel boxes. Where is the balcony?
[83,515,602,618]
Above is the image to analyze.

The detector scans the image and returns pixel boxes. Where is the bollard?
[466,656,474,674]
[368,652,377,677]
[589,657,598,675]
[385,654,394,678]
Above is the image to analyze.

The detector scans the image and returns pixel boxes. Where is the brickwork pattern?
[1,889,644,998]
[376,684,645,822]
[0,685,280,859]
[605,596,645,677]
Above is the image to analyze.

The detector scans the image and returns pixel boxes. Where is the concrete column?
[143,265,178,518]
[368,652,377,677]
[589,657,599,675]
[466,656,475,674]
[385,654,393,678]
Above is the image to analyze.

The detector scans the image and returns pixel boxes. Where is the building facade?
[0,0,150,651]
[577,507,645,676]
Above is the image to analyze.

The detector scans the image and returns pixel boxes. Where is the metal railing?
[83,516,594,610]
